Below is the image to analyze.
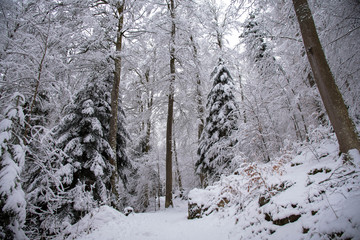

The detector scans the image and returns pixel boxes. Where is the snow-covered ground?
[188,139,360,239]
[59,198,237,240]
[59,138,360,240]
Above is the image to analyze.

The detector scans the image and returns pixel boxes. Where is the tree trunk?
[190,35,207,187]
[144,68,153,153]
[157,161,161,209]
[165,0,176,208]
[238,74,247,123]
[173,138,183,194]
[109,1,125,207]
[248,101,271,162]
[189,35,205,141]
[292,0,360,153]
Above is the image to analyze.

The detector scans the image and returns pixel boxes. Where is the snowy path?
[73,199,237,240]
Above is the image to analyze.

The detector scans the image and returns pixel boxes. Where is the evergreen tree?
[0,93,27,240]
[54,75,131,222]
[242,12,268,62]
[196,59,239,187]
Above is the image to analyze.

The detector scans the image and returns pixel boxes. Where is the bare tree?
[292,0,360,153]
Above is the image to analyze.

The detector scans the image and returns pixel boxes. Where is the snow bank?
[188,139,360,239]
[57,205,127,240]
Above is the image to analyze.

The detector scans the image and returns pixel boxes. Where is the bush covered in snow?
[57,205,127,240]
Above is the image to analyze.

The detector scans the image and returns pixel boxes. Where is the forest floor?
[61,139,360,240]
[65,198,237,240]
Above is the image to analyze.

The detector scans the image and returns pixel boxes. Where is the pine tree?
[54,75,130,222]
[196,59,239,187]
[0,93,28,240]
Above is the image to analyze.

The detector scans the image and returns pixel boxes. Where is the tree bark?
[190,35,205,141]
[109,1,125,207]
[292,0,360,153]
[157,161,161,209]
[165,0,176,208]
[144,68,153,153]
[190,35,207,187]
[238,74,247,124]
[173,138,183,193]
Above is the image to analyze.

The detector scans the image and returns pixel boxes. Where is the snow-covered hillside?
[189,139,360,239]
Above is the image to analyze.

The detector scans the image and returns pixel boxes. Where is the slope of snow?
[189,139,360,239]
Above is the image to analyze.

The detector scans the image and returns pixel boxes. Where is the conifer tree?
[54,75,130,221]
[196,59,239,187]
[0,93,27,240]
[242,12,268,62]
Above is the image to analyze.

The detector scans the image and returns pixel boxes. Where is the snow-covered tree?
[237,9,317,163]
[292,0,360,153]
[196,59,239,187]
[133,153,161,212]
[0,93,27,240]
[54,75,131,220]
[23,130,73,238]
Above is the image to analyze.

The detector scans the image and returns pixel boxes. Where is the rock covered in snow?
[124,206,134,216]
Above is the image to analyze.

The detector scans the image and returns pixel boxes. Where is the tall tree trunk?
[292,0,360,153]
[238,74,247,123]
[165,0,176,208]
[248,101,271,162]
[157,160,161,209]
[109,1,125,207]
[144,68,153,153]
[190,35,205,141]
[173,138,183,194]
[190,35,206,187]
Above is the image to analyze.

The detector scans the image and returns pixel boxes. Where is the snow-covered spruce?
[0,93,28,240]
[196,58,239,187]
[53,76,131,226]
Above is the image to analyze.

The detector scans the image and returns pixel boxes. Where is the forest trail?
[73,198,237,240]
